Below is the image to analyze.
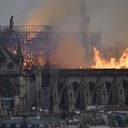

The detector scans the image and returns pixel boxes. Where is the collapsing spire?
[80,0,90,46]
[81,0,86,13]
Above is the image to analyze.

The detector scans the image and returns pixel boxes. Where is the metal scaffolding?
[0,25,52,69]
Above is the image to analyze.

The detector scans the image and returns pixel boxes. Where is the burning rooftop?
[0,17,52,70]
[1,3,128,70]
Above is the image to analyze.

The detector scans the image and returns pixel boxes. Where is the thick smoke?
[1,0,128,68]
[26,0,88,68]
[26,0,81,25]
[25,0,128,68]
[50,21,86,68]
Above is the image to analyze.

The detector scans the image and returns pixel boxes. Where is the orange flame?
[92,47,128,69]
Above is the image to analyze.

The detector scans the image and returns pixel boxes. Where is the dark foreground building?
[0,117,49,128]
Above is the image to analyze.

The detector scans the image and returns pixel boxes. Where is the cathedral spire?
[80,0,92,65]
[80,0,90,45]
[81,0,86,13]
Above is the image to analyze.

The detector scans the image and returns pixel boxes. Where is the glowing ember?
[13,50,17,55]
[2,25,128,70]
[23,53,35,70]
[91,47,128,69]
[80,66,83,69]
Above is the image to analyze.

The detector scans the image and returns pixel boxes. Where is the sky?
[0,0,128,68]
[0,0,128,46]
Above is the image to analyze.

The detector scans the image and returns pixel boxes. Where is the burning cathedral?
[0,0,128,117]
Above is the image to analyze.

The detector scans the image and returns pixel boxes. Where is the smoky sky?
[0,0,128,46]
[0,0,128,68]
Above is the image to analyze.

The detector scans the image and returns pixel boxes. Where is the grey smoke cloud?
[0,0,128,67]
[0,0,128,46]
[87,0,128,47]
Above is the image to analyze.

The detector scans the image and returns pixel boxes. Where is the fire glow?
[91,47,128,69]
[21,28,128,70]
[4,28,128,70]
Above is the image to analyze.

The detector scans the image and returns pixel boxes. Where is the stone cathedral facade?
[0,30,128,116]
[0,1,128,118]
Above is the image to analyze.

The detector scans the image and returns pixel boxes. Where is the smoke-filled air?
[27,0,88,68]
[1,0,128,69]
[25,0,128,69]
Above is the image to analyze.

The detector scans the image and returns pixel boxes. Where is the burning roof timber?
[0,23,52,70]
[0,16,128,70]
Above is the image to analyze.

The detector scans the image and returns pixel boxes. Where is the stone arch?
[60,86,69,111]
[101,81,112,104]
[75,91,80,109]
[70,81,80,109]
[59,79,80,103]
[72,81,79,92]
[85,81,94,104]
[59,80,81,111]
[88,81,96,104]
[85,81,95,105]
[119,79,128,105]
[76,85,85,109]
[88,81,95,92]
[57,82,64,92]
[118,82,125,105]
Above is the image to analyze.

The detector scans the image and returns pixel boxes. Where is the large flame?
[92,47,128,69]
[3,27,128,70]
